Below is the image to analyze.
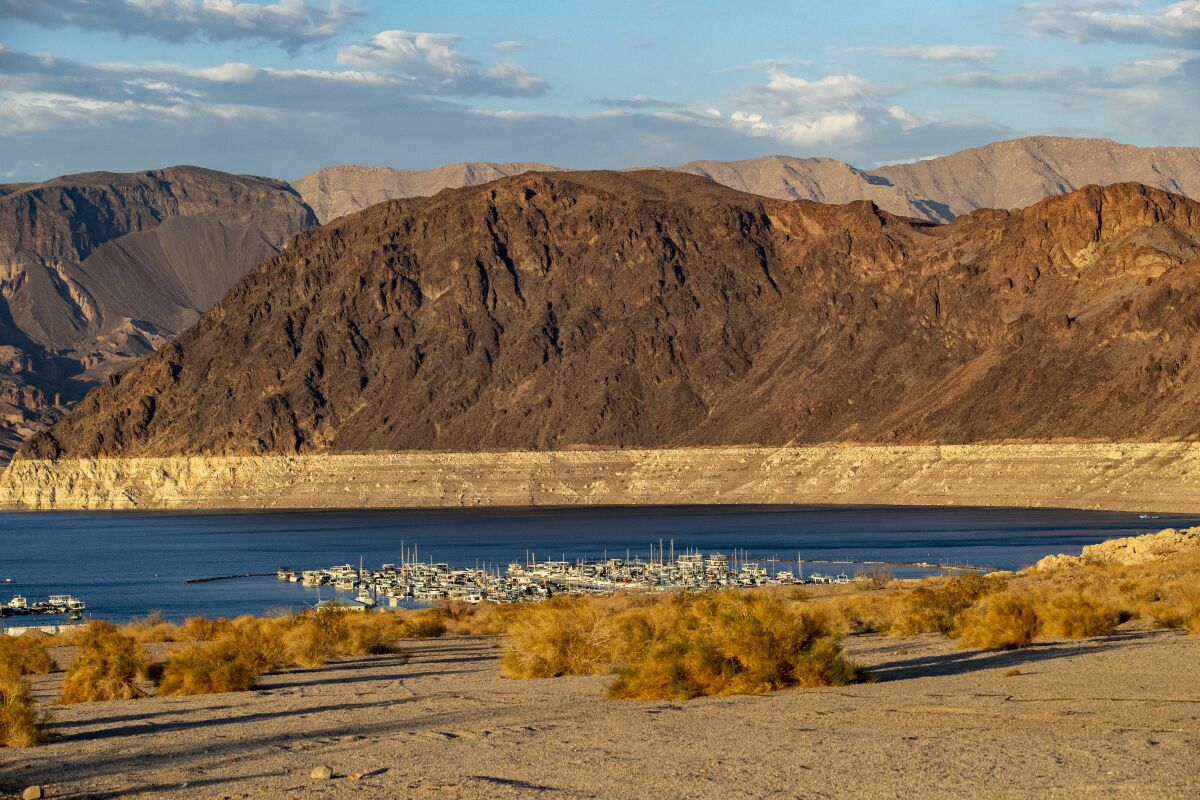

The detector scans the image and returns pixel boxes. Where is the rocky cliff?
[0,166,317,459]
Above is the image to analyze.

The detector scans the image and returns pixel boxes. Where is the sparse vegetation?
[607,594,870,699]
[1035,590,1121,639]
[500,596,615,679]
[0,635,55,676]
[953,593,1039,650]
[59,622,149,703]
[893,574,1002,636]
[0,664,43,747]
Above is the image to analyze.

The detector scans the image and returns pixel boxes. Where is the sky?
[3,0,1200,182]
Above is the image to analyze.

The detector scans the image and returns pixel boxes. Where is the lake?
[1,504,1195,624]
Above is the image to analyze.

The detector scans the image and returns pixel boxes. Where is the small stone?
[310,766,333,780]
[348,773,363,781]
[22,787,43,800]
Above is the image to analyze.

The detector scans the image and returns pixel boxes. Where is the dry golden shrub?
[342,612,407,656]
[820,592,902,635]
[1035,590,1121,639]
[157,637,262,695]
[893,574,1002,636]
[0,664,43,747]
[0,635,55,676]
[500,596,614,679]
[178,616,232,642]
[953,592,1039,650]
[399,609,449,639]
[606,593,870,700]
[436,601,530,636]
[280,606,349,668]
[59,622,149,703]
[125,611,180,643]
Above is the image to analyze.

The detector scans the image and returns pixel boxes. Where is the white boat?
[355,588,377,607]
[6,595,28,611]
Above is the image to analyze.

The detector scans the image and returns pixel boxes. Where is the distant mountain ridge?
[295,137,1200,224]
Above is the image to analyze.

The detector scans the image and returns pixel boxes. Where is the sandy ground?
[2,630,1198,799]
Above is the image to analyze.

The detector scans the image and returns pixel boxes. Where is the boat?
[6,595,28,612]
[355,588,377,607]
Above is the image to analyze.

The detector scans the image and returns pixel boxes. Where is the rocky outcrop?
[1035,526,1200,570]
[0,166,317,460]
[4,443,1199,512]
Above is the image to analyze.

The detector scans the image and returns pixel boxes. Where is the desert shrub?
[953,592,1039,650]
[0,635,55,676]
[281,606,349,668]
[820,592,901,635]
[500,596,614,679]
[1036,591,1121,639]
[436,600,532,636]
[126,611,180,643]
[399,609,449,639]
[157,637,262,695]
[607,593,870,700]
[893,574,1001,636]
[178,616,232,642]
[855,566,895,590]
[59,621,149,703]
[0,665,43,747]
[342,612,406,656]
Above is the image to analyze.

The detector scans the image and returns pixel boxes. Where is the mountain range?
[5,135,1200,460]
[20,171,1200,465]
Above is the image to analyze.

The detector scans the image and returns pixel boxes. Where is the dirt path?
[3,631,1198,799]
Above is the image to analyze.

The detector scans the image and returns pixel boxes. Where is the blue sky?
[3,1,1200,181]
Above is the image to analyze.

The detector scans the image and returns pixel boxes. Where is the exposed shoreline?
[2,442,1199,512]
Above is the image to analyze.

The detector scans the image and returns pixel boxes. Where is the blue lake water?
[1,505,1195,624]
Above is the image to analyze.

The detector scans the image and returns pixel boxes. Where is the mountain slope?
[0,166,316,457]
[20,171,1200,463]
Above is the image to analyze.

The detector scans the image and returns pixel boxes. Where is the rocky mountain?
[292,138,1200,226]
[0,166,316,458]
[294,162,560,223]
[20,171,1200,463]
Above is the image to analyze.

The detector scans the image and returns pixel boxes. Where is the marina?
[282,548,992,607]
[2,504,1197,622]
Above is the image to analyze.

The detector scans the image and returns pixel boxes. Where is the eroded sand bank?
[4,632,1197,799]
[2,442,1200,511]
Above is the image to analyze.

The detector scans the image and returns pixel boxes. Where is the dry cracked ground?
[2,632,1198,800]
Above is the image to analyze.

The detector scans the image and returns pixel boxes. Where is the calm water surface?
[1,505,1195,623]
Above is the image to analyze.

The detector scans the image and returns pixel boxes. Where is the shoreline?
[2,441,1199,512]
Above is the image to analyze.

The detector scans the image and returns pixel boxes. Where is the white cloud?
[0,0,362,51]
[338,30,472,77]
[336,30,547,96]
[1023,1,1200,49]
[189,63,258,84]
[878,44,1001,63]
[491,40,527,53]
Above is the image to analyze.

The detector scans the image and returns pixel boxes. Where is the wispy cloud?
[877,44,1001,63]
[0,0,363,51]
[336,30,547,96]
[593,95,685,109]
[1022,1,1200,49]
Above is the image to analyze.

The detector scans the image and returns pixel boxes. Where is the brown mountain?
[19,170,1200,464]
[294,162,560,223]
[0,166,316,458]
